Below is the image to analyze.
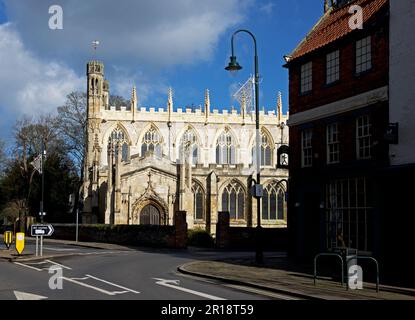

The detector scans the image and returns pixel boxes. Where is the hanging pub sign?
[384,123,399,145]
[277,145,289,169]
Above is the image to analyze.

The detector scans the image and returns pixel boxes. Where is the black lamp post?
[225,29,263,264]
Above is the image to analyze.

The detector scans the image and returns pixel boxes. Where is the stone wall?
[216,212,288,251]
[51,211,187,249]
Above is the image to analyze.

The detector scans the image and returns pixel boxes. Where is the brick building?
[285,0,415,286]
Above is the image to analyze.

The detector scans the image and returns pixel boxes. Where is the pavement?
[178,257,415,300]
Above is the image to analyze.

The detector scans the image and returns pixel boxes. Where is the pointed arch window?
[222,181,245,220]
[262,181,286,220]
[179,128,199,165]
[192,181,205,221]
[141,126,163,158]
[216,129,236,165]
[109,127,129,162]
[252,129,273,167]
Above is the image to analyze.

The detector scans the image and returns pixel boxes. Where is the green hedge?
[187,228,214,248]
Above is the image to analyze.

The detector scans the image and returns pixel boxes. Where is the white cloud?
[259,2,275,15]
[3,0,253,68]
[0,23,84,118]
[0,0,254,121]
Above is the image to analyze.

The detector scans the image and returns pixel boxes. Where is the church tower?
[83,61,105,223]
[87,61,105,117]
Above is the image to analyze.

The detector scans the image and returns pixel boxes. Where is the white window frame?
[356,115,372,160]
[301,129,313,168]
[326,50,340,84]
[356,36,372,74]
[300,62,313,94]
[327,123,340,164]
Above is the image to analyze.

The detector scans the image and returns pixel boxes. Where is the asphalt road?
[0,241,290,300]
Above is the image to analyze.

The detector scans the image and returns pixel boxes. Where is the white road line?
[154,278,225,300]
[14,291,47,300]
[45,260,72,270]
[85,274,141,294]
[62,277,118,296]
[13,262,42,272]
[43,246,77,252]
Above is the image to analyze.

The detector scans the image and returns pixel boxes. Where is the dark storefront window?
[325,177,373,253]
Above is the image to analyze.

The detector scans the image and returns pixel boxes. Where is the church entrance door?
[140,204,160,225]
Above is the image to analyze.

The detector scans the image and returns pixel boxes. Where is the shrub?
[187,228,214,248]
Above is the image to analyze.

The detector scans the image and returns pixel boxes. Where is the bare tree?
[11,115,61,219]
[0,139,5,177]
[56,92,87,175]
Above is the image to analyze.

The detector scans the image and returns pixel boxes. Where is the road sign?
[4,231,13,249]
[31,224,54,237]
[15,233,25,255]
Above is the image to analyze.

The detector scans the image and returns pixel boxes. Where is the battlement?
[103,105,285,117]
[87,60,104,76]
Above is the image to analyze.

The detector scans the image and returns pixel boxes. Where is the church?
[82,61,289,233]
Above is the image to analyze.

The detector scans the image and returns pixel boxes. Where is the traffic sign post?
[31,224,54,257]
[3,231,13,249]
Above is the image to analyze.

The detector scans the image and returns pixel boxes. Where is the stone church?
[82,61,289,232]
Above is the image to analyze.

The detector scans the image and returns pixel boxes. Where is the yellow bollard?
[15,233,25,255]
[3,231,13,250]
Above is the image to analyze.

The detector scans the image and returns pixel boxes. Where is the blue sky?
[0,0,323,144]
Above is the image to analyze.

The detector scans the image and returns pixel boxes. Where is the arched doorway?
[140,204,161,225]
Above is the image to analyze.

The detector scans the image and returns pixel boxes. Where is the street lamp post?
[40,142,46,223]
[225,29,263,264]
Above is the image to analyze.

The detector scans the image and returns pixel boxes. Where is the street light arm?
[231,29,258,59]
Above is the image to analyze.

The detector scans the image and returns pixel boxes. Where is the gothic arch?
[175,124,202,163]
[211,126,240,148]
[219,178,247,220]
[132,198,168,225]
[102,122,132,146]
[218,178,247,196]
[247,126,275,150]
[138,123,164,157]
[174,124,203,149]
[136,122,165,146]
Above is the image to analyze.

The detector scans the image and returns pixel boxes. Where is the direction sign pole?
[35,236,39,256]
[76,208,79,243]
[40,236,43,257]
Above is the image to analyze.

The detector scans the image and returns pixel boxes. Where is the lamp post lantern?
[225,29,263,264]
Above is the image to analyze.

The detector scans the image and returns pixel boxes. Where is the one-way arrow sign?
[31,224,54,237]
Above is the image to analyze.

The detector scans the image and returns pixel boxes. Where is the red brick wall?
[289,102,389,172]
[288,21,389,114]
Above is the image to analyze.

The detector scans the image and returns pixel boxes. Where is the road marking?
[13,262,42,272]
[45,260,72,270]
[86,274,141,294]
[61,275,140,296]
[43,246,77,251]
[154,278,226,300]
[14,260,72,271]
[14,291,47,300]
[62,277,118,296]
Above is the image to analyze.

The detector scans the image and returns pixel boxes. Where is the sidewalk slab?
[178,260,415,300]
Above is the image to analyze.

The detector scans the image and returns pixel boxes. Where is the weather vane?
[92,40,100,51]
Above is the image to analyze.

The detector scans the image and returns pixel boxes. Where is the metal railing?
[314,253,344,287]
[347,256,379,292]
